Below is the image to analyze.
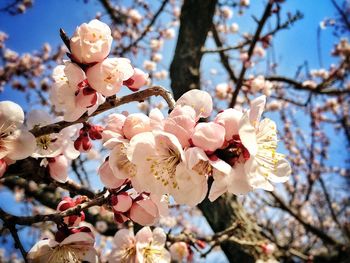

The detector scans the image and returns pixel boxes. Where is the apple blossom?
[209,96,291,199]
[27,227,98,263]
[86,57,134,97]
[163,28,175,39]
[220,6,233,19]
[215,83,232,100]
[70,19,112,64]
[229,22,239,33]
[27,110,80,159]
[128,9,142,24]
[0,101,35,161]
[102,113,126,146]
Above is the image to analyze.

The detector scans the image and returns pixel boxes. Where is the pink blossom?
[47,155,69,183]
[214,108,243,141]
[122,113,151,140]
[70,19,112,64]
[129,196,159,226]
[111,193,132,213]
[87,57,134,97]
[191,122,225,152]
[98,159,125,189]
[123,68,149,92]
[149,108,164,131]
[27,227,98,263]
[127,131,185,196]
[102,113,126,147]
[163,105,196,147]
[0,101,36,161]
[175,89,213,119]
[108,227,170,263]
[50,62,105,122]
[215,83,232,100]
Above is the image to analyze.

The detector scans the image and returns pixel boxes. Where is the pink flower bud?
[111,193,132,213]
[48,155,68,183]
[70,19,113,64]
[214,108,243,141]
[191,122,226,152]
[122,113,151,140]
[98,160,125,189]
[164,105,196,147]
[74,133,92,152]
[114,212,129,224]
[88,125,104,140]
[123,68,149,92]
[75,86,97,108]
[129,198,159,226]
[57,197,85,227]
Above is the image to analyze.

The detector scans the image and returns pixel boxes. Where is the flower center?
[36,135,57,150]
[48,245,83,263]
[116,144,136,177]
[142,245,164,263]
[193,160,212,176]
[216,135,250,166]
[147,147,180,189]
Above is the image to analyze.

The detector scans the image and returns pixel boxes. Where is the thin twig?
[30,86,175,137]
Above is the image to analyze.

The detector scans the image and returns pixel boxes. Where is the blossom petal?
[239,112,258,156]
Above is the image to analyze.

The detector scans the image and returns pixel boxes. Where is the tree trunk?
[169,1,274,262]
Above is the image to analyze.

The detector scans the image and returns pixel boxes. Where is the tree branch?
[30,86,175,137]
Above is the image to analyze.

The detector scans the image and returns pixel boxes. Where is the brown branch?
[203,11,303,54]
[30,86,175,137]
[270,191,343,247]
[99,0,127,24]
[266,75,350,95]
[0,194,107,226]
[211,25,237,83]
[120,0,169,54]
[229,1,274,108]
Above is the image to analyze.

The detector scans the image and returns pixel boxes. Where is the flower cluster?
[0,101,36,177]
[100,89,291,214]
[51,19,149,122]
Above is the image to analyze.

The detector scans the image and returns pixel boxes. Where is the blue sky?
[0,0,345,261]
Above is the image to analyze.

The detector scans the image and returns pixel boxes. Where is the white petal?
[239,112,258,156]
[7,130,36,160]
[249,95,266,126]
[0,101,24,131]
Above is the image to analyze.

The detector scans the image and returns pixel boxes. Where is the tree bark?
[169,1,274,262]
[170,0,217,100]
